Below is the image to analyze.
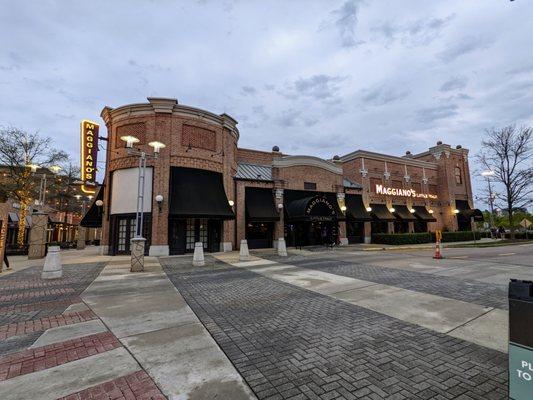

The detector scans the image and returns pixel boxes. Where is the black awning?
[80,187,104,228]
[393,205,418,221]
[345,194,371,221]
[413,206,437,222]
[245,187,280,221]
[169,167,235,219]
[456,199,484,222]
[370,203,396,221]
[285,192,343,222]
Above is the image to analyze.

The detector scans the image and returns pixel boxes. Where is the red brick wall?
[237,148,274,165]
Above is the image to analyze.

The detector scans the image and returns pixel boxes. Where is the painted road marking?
[449,256,469,259]
[498,253,516,256]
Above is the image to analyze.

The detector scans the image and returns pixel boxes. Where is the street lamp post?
[120,135,165,272]
[481,170,496,231]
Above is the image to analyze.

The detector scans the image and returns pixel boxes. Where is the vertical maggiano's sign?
[80,120,99,194]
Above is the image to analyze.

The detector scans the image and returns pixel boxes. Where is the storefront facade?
[94,97,480,256]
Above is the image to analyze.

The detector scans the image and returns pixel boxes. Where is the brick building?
[92,97,481,256]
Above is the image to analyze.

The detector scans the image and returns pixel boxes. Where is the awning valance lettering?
[245,187,280,221]
[284,191,344,222]
[169,167,235,219]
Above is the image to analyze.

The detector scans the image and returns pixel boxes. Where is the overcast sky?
[1,0,532,207]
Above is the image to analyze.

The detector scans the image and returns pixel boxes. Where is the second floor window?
[454,167,462,185]
[304,182,317,190]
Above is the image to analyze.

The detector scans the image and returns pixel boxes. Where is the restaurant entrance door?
[168,218,221,255]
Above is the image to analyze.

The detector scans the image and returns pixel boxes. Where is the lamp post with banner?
[120,135,166,272]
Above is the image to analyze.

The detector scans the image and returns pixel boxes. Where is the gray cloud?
[372,14,455,47]
[330,0,364,48]
[361,85,409,106]
[241,86,256,95]
[438,36,492,62]
[439,76,468,92]
[276,109,318,128]
[416,104,459,123]
[282,74,348,100]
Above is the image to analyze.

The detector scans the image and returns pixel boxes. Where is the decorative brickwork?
[182,124,216,151]
[116,122,146,148]
[0,310,97,340]
[0,331,120,381]
[58,370,165,400]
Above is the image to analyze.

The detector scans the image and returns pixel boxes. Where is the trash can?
[509,279,533,399]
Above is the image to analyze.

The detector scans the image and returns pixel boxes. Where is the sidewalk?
[0,249,254,399]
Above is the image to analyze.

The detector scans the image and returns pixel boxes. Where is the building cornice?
[340,150,438,170]
[100,97,239,140]
[273,155,343,174]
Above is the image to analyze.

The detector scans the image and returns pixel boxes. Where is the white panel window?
[110,167,153,214]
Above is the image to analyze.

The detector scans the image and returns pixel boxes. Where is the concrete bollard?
[239,239,251,261]
[41,246,62,279]
[277,238,287,257]
[192,242,205,266]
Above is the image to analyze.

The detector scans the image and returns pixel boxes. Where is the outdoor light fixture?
[87,195,94,200]
[366,206,372,212]
[340,205,347,212]
[409,208,416,213]
[155,194,164,213]
[228,200,235,207]
[148,141,166,154]
[95,200,103,207]
[277,203,283,209]
[428,209,434,214]
[120,135,140,148]
[389,207,395,212]
[27,164,39,173]
[49,165,62,174]
[453,209,460,214]
[75,194,81,200]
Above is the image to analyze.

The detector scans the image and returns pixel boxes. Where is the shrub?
[435,231,482,242]
[371,233,432,245]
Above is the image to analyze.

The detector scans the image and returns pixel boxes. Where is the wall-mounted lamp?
[277,203,283,210]
[95,200,103,207]
[409,208,416,213]
[340,205,347,212]
[453,209,460,214]
[155,194,164,213]
[228,200,235,207]
[428,209,434,214]
[49,165,62,174]
[389,207,395,213]
[120,135,140,148]
[27,164,39,173]
[366,206,372,212]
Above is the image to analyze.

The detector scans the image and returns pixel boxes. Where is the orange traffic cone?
[433,240,442,259]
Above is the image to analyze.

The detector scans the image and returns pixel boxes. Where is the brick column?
[408,222,415,233]
[236,181,246,248]
[28,212,48,259]
[364,221,371,243]
[77,226,86,250]
[388,221,395,234]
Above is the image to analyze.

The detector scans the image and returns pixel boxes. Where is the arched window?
[454,167,462,185]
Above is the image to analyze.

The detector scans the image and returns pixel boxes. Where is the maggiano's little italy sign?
[80,120,99,194]
[375,184,437,200]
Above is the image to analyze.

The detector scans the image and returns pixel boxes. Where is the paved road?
[162,250,512,400]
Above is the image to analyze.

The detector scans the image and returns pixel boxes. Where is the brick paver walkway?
[163,257,508,400]
[267,255,508,310]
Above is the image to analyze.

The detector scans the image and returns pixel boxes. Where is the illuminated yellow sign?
[375,184,437,199]
[80,120,99,194]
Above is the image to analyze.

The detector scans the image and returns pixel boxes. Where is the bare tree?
[478,125,533,238]
[0,127,68,246]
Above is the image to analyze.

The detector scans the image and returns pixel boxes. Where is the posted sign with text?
[80,120,99,194]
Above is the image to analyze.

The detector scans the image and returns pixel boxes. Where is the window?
[454,167,462,185]
[304,182,317,190]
